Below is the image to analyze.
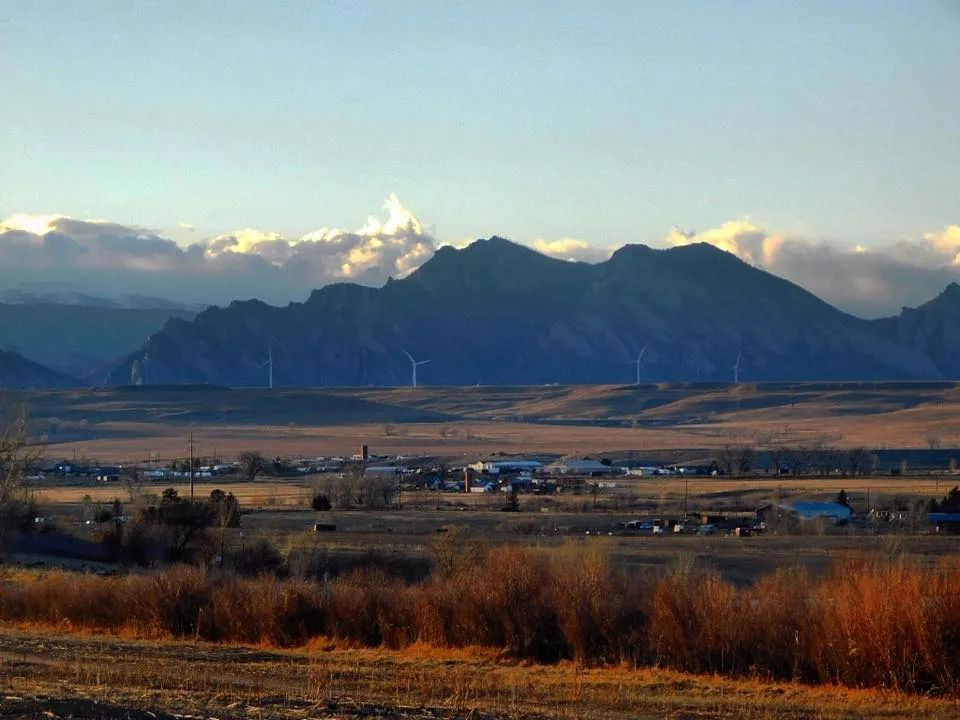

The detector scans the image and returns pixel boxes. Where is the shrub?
[2,547,960,697]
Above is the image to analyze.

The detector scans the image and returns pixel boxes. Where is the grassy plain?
[12,380,960,462]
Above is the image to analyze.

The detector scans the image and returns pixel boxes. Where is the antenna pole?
[189,431,195,501]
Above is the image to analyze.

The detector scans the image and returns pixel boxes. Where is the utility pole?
[189,431,196,501]
[684,474,689,516]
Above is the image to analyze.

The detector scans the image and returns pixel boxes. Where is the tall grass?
[2,548,959,696]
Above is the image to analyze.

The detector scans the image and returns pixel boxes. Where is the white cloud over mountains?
[0,197,957,317]
[665,221,960,317]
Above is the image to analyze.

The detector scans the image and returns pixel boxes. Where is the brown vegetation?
[2,546,960,697]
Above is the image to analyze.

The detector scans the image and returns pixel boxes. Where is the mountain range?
[101,238,960,387]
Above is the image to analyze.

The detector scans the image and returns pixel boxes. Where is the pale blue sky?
[2,0,958,248]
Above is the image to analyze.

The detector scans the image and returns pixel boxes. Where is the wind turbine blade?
[419,359,433,366]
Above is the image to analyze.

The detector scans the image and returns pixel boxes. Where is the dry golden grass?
[1,628,958,719]
[32,473,954,508]
[25,381,960,461]
[36,480,311,506]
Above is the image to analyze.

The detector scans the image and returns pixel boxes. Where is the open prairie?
[11,380,960,462]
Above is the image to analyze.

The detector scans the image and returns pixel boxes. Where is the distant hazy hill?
[106,238,953,386]
[0,303,196,381]
[0,349,77,389]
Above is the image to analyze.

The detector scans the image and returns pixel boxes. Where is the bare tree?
[715,432,755,477]
[927,435,942,450]
[845,447,871,478]
[810,435,841,476]
[0,404,40,552]
[238,451,267,483]
[333,460,364,509]
[122,465,145,504]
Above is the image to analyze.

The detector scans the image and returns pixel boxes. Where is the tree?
[930,486,960,513]
[311,493,332,511]
[134,492,217,562]
[835,488,852,510]
[715,432,754,477]
[0,404,40,552]
[238,451,267,483]
[122,466,144,504]
[209,489,240,528]
[845,447,871,478]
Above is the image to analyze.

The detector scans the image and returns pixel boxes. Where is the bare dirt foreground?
[0,630,957,720]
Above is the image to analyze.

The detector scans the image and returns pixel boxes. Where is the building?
[543,458,622,476]
[469,459,542,475]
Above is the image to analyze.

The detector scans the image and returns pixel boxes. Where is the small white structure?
[469,459,542,475]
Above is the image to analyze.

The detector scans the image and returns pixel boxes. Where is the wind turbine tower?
[259,343,274,389]
[632,341,649,385]
[733,351,742,385]
[402,349,432,388]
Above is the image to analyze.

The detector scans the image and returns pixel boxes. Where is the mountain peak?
[408,235,570,286]
[942,281,960,298]
[916,281,960,312]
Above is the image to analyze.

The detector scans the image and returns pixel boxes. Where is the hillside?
[0,350,78,389]
[107,239,952,386]
[0,302,196,381]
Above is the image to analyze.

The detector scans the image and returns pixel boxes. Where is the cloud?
[665,221,960,317]
[531,237,615,263]
[665,220,784,266]
[0,196,440,306]
[0,198,957,318]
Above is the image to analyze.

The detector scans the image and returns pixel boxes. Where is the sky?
[1,1,958,316]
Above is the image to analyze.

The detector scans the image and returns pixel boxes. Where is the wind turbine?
[631,342,649,385]
[259,343,274,389]
[733,350,742,385]
[402,349,432,388]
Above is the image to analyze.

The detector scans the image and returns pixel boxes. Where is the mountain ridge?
[105,239,957,386]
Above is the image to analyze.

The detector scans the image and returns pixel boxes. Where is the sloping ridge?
[0,349,78,389]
